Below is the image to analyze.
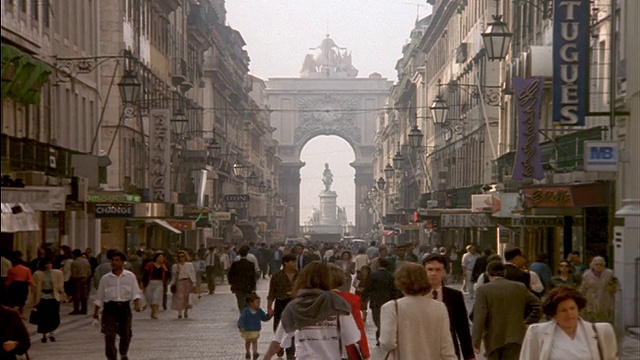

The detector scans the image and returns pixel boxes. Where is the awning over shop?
[1,203,39,233]
[1,43,52,105]
[148,219,181,234]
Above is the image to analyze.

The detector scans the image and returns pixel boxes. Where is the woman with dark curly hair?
[520,286,617,360]
[380,262,456,360]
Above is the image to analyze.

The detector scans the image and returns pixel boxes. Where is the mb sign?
[584,141,618,172]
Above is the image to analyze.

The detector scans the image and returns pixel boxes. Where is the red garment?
[6,264,33,286]
[339,291,370,359]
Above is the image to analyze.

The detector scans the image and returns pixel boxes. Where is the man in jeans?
[69,249,91,315]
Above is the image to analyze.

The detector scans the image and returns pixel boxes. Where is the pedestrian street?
[25,278,639,360]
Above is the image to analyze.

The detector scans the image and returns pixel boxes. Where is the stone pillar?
[352,162,374,237]
[614,200,640,329]
[279,161,304,237]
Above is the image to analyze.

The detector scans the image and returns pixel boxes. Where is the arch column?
[279,161,305,237]
[351,162,374,237]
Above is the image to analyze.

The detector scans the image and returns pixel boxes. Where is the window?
[30,0,37,20]
[18,0,25,13]
[42,0,49,27]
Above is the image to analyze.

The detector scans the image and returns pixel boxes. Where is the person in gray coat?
[471,262,541,360]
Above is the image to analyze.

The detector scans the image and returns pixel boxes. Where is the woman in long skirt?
[170,250,196,319]
[32,258,65,343]
[141,253,169,319]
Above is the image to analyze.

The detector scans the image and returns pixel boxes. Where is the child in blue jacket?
[237,293,272,359]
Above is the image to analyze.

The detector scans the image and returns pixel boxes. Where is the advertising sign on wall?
[94,203,134,218]
[149,109,171,202]
[584,141,619,172]
[513,77,545,180]
[553,0,590,126]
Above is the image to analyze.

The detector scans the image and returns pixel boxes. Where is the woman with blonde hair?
[380,262,456,360]
[170,250,196,319]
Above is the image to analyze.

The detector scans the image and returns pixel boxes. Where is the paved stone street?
[25,278,639,360]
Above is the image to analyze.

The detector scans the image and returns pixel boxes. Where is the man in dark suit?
[227,245,257,312]
[423,254,475,360]
[503,247,531,290]
[472,262,541,360]
[362,257,400,346]
[293,244,314,271]
[471,248,492,284]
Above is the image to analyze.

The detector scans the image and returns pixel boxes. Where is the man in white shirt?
[94,251,141,360]
[353,248,370,272]
[461,245,479,299]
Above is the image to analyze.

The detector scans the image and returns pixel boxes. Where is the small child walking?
[237,293,271,359]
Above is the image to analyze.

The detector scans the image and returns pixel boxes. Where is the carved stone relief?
[294,94,361,144]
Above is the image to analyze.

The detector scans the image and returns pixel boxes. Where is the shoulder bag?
[591,323,604,360]
[384,299,399,360]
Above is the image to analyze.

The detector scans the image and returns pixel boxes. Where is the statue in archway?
[322,163,333,191]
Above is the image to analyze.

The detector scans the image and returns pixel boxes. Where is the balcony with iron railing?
[1,133,77,178]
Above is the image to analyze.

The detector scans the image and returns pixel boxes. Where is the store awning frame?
[148,219,181,234]
[1,203,39,233]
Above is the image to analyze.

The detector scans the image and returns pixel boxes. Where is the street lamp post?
[481,0,513,61]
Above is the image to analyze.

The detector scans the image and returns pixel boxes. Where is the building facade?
[2,0,101,256]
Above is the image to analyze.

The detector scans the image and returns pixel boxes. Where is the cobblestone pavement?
[25,278,639,360]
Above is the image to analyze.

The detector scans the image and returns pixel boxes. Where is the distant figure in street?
[503,247,531,290]
[94,251,141,360]
[31,258,65,343]
[353,265,371,323]
[461,245,479,298]
[335,250,356,292]
[471,262,541,360]
[366,241,379,260]
[362,257,401,346]
[258,243,272,279]
[549,260,579,290]
[353,247,370,272]
[0,304,31,360]
[529,253,552,292]
[270,244,283,276]
[329,264,371,360]
[228,246,258,312]
[140,253,169,320]
[69,249,91,315]
[237,293,272,360]
[92,249,116,291]
[580,256,619,324]
[170,250,196,319]
[204,247,219,294]
[266,253,298,359]
[567,251,585,276]
[5,251,34,317]
[423,254,475,360]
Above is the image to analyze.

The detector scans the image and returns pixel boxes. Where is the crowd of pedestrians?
[0,240,622,360]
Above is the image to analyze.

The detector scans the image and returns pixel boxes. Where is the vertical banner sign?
[149,109,171,202]
[553,0,590,126]
[513,77,545,180]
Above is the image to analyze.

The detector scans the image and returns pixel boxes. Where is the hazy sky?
[226,1,432,226]
[226,0,432,79]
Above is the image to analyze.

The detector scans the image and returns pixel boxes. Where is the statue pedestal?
[319,190,338,226]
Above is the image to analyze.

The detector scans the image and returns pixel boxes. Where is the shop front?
[518,182,613,266]
[1,186,69,257]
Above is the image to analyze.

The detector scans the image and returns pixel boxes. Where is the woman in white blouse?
[170,250,196,319]
[520,286,617,360]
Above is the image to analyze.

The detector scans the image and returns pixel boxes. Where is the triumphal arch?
[266,35,392,237]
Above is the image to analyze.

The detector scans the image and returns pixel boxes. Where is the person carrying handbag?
[380,263,457,360]
[170,251,197,319]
